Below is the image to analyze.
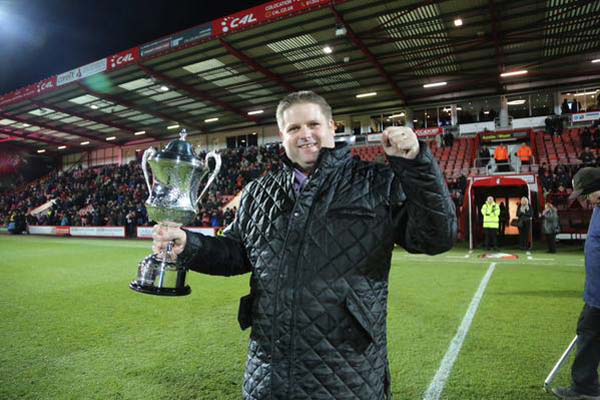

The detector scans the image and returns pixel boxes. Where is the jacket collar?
[280,142,351,175]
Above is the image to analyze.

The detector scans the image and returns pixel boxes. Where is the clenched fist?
[382,126,420,159]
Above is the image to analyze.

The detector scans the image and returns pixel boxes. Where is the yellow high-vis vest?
[482,202,500,229]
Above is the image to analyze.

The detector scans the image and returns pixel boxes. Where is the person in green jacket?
[482,196,500,250]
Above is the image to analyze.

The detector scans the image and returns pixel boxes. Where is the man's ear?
[278,130,284,140]
[329,119,336,136]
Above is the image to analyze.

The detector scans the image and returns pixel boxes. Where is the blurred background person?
[517,196,532,250]
[542,202,559,253]
[481,196,499,251]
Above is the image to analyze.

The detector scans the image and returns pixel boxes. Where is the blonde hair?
[276,91,332,131]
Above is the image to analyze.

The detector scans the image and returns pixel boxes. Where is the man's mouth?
[298,140,317,149]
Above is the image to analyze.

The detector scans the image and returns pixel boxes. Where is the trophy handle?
[196,151,222,205]
[142,147,157,202]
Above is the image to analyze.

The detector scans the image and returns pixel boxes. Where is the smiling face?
[278,102,335,172]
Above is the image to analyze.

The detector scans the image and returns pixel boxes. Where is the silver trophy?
[129,129,221,296]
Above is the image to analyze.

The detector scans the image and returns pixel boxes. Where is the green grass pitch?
[0,235,586,399]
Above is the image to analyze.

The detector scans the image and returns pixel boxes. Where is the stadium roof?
[0,0,599,154]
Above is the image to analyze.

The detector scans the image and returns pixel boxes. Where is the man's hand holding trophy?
[129,129,221,296]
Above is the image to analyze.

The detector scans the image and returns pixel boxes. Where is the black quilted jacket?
[178,142,456,399]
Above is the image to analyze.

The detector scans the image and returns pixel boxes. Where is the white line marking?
[422,262,497,400]
[463,254,470,258]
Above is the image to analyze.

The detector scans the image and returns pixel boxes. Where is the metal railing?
[470,157,537,175]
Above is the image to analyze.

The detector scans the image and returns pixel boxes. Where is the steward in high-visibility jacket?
[482,200,500,229]
[517,144,533,164]
[494,145,509,163]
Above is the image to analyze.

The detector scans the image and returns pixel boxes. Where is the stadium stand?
[1,125,598,240]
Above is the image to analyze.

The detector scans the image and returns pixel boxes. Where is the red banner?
[0,76,57,108]
[55,226,70,236]
[107,48,140,71]
[213,0,340,37]
[415,127,443,137]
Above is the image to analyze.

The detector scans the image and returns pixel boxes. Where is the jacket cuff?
[177,229,203,267]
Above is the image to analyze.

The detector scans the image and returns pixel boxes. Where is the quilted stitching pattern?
[181,143,456,399]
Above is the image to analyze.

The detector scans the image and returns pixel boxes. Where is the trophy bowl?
[129,129,221,296]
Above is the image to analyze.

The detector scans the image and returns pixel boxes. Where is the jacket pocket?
[345,291,376,352]
[238,294,253,331]
[327,206,376,220]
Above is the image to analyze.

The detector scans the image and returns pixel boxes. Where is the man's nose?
[299,125,312,137]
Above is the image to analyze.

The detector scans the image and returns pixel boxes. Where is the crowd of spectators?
[581,126,600,149]
[2,125,597,235]
[0,144,283,235]
[539,151,600,209]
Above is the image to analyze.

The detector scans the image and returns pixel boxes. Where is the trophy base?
[130,254,191,297]
[129,281,191,296]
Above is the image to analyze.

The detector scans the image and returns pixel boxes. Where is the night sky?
[0,0,267,95]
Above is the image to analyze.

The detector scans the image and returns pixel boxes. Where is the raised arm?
[382,127,457,255]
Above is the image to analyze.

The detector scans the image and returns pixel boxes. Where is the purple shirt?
[293,169,309,194]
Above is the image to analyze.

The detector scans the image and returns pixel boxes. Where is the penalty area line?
[422,262,497,400]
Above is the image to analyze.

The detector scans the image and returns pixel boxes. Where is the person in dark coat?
[152,91,457,399]
[499,201,509,242]
[553,167,600,400]
[516,196,533,250]
[541,201,559,253]
[479,145,491,168]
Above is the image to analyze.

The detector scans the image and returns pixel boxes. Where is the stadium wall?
[21,226,217,239]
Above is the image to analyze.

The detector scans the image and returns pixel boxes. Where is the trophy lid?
[155,129,199,163]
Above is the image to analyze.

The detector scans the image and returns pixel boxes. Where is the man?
[553,167,600,400]
[153,91,456,399]
[481,196,500,251]
[479,145,491,168]
[581,147,596,167]
[517,142,533,166]
[494,144,510,172]
[499,201,509,242]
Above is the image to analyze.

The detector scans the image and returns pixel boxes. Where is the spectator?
[540,170,555,195]
[479,145,491,167]
[545,114,556,136]
[494,144,510,172]
[541,202,559,253]
[517,142,533,166]
[581,147,596,167]
[443,131,454,147]
[553,185,570,209]
[60,213,69,226]
[562,98,570,114]
[516,197,532,250]
[499,201,509,241]
[582,128,594,148]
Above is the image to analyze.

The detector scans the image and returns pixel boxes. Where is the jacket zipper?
[270,169,297,399]
[287,169,320,399]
